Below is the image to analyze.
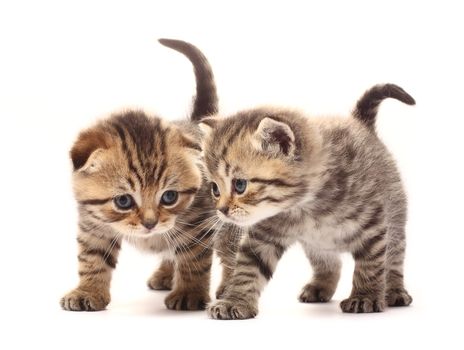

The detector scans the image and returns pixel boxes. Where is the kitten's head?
[72,111,202,238]
[201,108,313,227]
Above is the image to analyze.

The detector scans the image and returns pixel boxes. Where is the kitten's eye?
[161,190,179,206]
[114,194,134,210]
[234,179,247,194]
[211,182,220,198]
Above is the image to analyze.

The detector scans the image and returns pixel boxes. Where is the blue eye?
[161,190,179,206]
[234,179,247,194]
[211,182,220,198]
[114,194,134,210]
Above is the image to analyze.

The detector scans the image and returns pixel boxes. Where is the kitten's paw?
[207,300,258,320]
[147,271,173,291]
[165,290,210,311]
[387,288,413,307]
[340,296,386,313]
[60,289,109,311]
[298,283,334,303]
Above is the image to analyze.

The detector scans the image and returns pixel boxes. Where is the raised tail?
[159,38,218,121]
[353,84,415,130]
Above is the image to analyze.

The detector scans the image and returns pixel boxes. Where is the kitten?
[201,84,415,319]
[61,39,220,311]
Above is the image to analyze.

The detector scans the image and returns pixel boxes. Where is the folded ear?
[198,116,220,137]
[252,117,295,156]
[70,129,111,172]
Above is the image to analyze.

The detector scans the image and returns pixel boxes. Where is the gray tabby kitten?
[200,84,415,319]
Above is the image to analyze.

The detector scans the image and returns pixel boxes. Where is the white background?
[1,1,463,349]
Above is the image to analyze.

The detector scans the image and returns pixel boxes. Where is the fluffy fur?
[201,84,415,319]
[61,39,221,311]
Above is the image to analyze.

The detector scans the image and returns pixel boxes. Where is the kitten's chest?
[125,235,169,254]
[290,213,360,251]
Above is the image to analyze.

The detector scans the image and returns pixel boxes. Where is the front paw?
[165,290,210,311]
[207,299,258,320]
[387,288,413,307]
[298,283,335,303]
[340,295,385,313]
[60,288,110,311]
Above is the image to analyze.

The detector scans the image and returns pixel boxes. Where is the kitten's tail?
[353,84,415,130]
[159,38,218,121]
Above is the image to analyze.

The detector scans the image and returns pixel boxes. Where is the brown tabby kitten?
[201,84,415,319]
[61,39,221,312]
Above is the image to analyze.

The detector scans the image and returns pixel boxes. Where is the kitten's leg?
[164,236,213,311]
[341,227,388,313]
[61,229,120,311]
[207,231,290,320]
[214,225,242,299]
[385,227,412,306]
[215,245,237,299]
[147,259,174,290]
[299,244,341,303]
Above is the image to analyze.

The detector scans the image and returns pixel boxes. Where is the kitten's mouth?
[126,227,171,238]
[217,211,251,227]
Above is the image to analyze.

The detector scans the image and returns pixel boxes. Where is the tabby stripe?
[230,279,254,287]
[78,268,107,276]
[249,177,303,188]
[250,233,286,259]
[81,248,117,269]
[84,209,103,222]
[154,159,167,184]
[127,177,135,191]
[353,229,387,260]
[76,237,89,247]
[387,270,404,279]
[78,198,112,206]
[342,230,364,245]
[239,246,273,280]
[233,271,258,279]
[77,255,90,264]
[105,212,128,223]
[257,196,284,203]
[125,123,147,168]
[78,223,94,233]
[360,206,384,231]
[369,245,387,260]
[179,187,200,195]
[113,123,145,188]
[221,127,243,158]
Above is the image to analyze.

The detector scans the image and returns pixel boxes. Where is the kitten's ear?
[199,116,219,137]
[70,129,111,172]
[169,127,202,153]
[252,117,295,157]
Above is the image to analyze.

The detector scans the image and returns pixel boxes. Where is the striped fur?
[61,39,220,312]
[203,84,414,319]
